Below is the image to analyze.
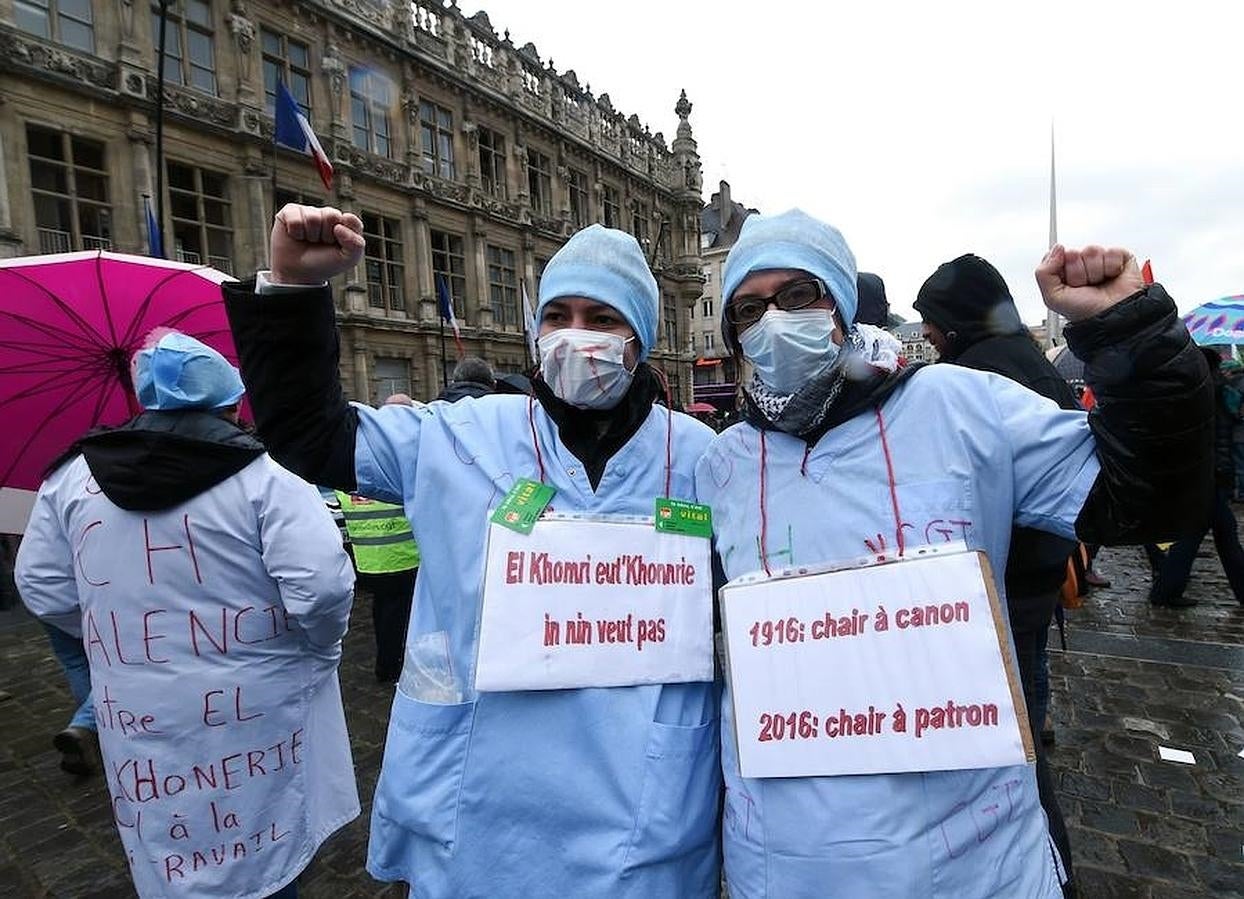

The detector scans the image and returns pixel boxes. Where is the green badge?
[654,498,713,538]
[491,478,557,535]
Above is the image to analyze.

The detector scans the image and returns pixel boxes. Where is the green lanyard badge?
[491,478,557,535]
[654,497,713,538]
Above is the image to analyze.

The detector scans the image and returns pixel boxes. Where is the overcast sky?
[469,0,1244,325]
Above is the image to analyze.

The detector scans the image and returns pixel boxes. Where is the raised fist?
[269,204,366,285]
[1035,244,1145,323]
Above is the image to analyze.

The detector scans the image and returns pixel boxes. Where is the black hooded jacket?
[914,255,1122,626]
[56,410,265,511]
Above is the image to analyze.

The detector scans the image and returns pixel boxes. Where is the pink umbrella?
[0,250,240,529]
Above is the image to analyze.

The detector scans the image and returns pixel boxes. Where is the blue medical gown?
[696,365,1099,898]
[354,394,721,897]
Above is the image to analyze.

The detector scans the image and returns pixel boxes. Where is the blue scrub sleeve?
[987,374,1100,539]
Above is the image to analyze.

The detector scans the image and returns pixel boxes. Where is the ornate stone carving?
[322,43,346,96]
[0,31,118,91]
[335,0,390,29]
[339,144,408,185]
[227,4,256,85]
[120,0,135,39]
[160,83,238,128]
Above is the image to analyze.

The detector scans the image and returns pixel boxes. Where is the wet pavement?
[0,540,1241,897]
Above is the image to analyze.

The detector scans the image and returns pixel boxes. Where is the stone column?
[411,197,432,319]
[470,215,492,329]
[0,98,21,256]
[242,154,269,272]
[127,113,158,256]
[351,336,370,403]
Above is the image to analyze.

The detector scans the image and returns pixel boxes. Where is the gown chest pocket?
[892,478,976,551]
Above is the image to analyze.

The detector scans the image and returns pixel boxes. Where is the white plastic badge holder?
[475,512,714,691]
[720,542,1034,779]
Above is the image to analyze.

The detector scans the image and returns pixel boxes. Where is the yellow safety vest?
[335,492,420,574]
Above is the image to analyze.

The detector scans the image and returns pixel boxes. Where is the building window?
[703,331,715,352]
[261,28,311,117]
[690,333,697,353]
[527,148,552,216]
[152,1,216,95]
[430,229,466,321]
[27,126,111,253]
[350,67,392,157]
[487,245,518,329]
[602,184,620,229]
[361,212,404,311]
[702,298,713,318]
[478,126,506,198]
[372,357,410,405]
[273,188,312,212]
[663,294,678,349]
[167,160,231,271]
[567,168,588,230]
[419,100,455,180]
[16,0,95,52]
[631,200,650,245]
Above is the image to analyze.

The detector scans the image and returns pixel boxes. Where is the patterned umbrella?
[0,250,239,532]
[1182,295,1244,346]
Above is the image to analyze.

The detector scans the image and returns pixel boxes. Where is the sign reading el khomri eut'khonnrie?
[721,545,1033,779]
[475,515,713,691]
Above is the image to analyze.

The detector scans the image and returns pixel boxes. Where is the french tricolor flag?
[274,80,333,192]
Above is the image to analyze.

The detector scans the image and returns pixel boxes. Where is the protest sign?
[475,514,713,691]
[721,544,1032,778]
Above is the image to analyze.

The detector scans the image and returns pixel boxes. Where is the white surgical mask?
[538,328,636,409]
[740,309,838,395]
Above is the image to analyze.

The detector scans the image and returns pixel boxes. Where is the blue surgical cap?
[721,209,858,351]
[536,224,659,361]
[133,332,245,411]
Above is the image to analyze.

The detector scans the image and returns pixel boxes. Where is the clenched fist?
[1035,244,1145,323]
[269,204,366,285]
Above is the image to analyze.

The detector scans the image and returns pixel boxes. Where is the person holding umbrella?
[16,332,358,899]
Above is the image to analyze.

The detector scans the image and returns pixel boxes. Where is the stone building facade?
[690,180,756,412]
[0,0,705,403]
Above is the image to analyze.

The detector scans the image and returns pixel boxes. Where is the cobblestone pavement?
[1048,543,1244,898]
[1,541,1242,897]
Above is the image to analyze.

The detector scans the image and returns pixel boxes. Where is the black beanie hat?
[913,254,1023,352]
[855,272,890,327]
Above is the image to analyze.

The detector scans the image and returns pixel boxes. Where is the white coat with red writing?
[16,410,358,899]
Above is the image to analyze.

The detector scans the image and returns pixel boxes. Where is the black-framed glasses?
[726,278,833,329]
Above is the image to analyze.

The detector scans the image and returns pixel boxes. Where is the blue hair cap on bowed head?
[132,332,245,411]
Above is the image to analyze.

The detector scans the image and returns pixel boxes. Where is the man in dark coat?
[1149,348,1244,606]
[915,253,1082,895]
[436,356,497,402]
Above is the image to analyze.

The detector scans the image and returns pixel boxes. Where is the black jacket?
[914,255,1210,627]
[1065,285,1213,546]
[435,379,496,403]
[222,280,658,492]
[55,411,264,511]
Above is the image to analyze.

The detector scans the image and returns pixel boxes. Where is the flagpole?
[439,318,449,389]
[271,90,280,226]
[152,0,169,259]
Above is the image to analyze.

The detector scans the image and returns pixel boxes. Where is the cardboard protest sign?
[721,545,1033,778]
[475,514,713,691]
